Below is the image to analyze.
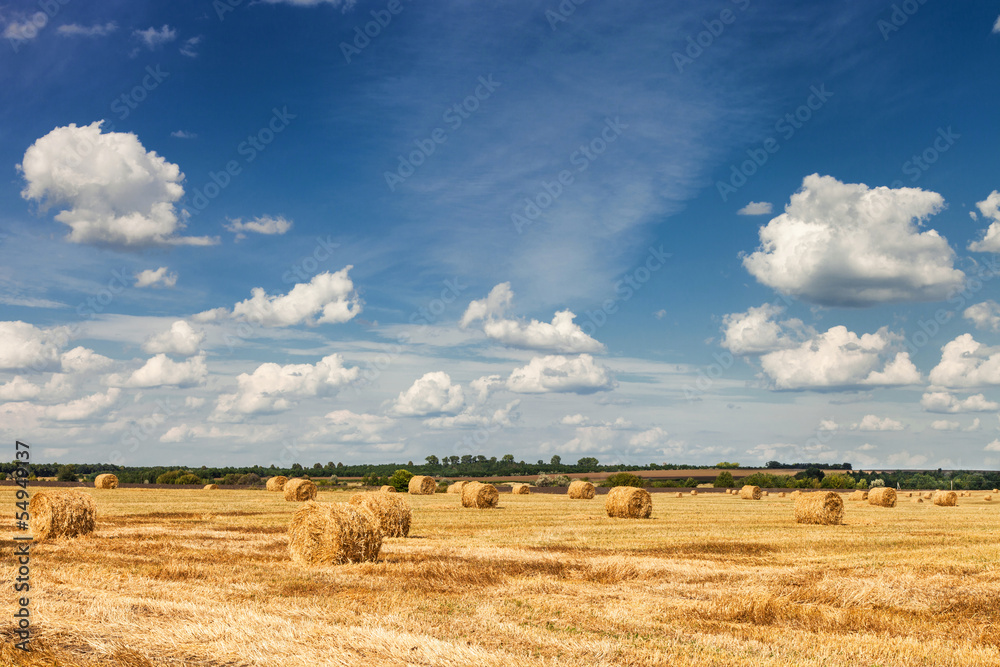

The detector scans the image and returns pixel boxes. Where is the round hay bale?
[739,485,762,500]
[605,486,652,519]
[778,492,787,498]
[794,491,844,525]
[848,490,868,501]
[933,491,957,507]
[906,492,913,497]
[993,488,998,494]
[379,485,396,493]
[284,478,318,502]
[675,492,683,498]
[350,492,412,538]
[510,483,531,495]
[762,491,769,497]
[868,487,896,507]
[266,476,288,492]
[408,475,436,495]
[461,481,499,508]
[93,474,118,489]
[984,494,992,501]
[923,492,933,499]
[914,497,923,503]
[203,484,218,490]
[288,501,382,565]
[690,489,698,496]
[567,480,595,499]
[446,481,468,494]
[29,490,96,540]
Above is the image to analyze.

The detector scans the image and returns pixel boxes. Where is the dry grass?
[2,487,999,666]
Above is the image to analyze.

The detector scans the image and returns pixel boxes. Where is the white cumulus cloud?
[19,122,216,247]
[460,283,604,353]
[391,371,465,416]
[920,390,999,413]
[506,354,615,394]
[224,215,292,240]
[61,346,113,373]
[135,267,177,288]
[759,326,920,390]
[134,25,176,49]
[852,415,905,431]
[964,300,1000,332]
[737,201,772,215]
[742,174,963,306]
[928,334,1000,387]
[142,321,204,356]
[930,419,960,431]
[720,303,813,355]
[0,321,69,370]
[112,354,207,388]
[214,354,357,416]
[227,267,361,327]
[968,191,1000,252]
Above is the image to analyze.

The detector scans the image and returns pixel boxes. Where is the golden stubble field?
[1,487,999,667]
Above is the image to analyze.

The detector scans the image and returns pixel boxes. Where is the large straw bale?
[266,476,288,492]
[794,491,844,525]
[446,481,468,494]
[461,481,499,508]
[739,485,762,500]
[567,480,595,499]
[868,487,897,507]
[605,486,652,518]
[93,474,118,489]
[350,492,411,537]
[933,491,957,506]
[848,490,868,501]
[288,501,381,565]
[408,475,436,495]
[379,485,396,493]
[510,483,531,495]
[29,490,96,540]
[284,478,318,501]
[203,484,218,490]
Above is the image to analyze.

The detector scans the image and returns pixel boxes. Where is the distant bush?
[174,473,202,485]
[601,472,646,488]
[237,473,261,486]
[156,470,187,484]
[820,473,856,489]
[870,478,885,488]
[537,473,572,487]
[713,471,735,488]
[856,478,869,489]
[388,469,414,491]
[219,473,241,485]
[715,462,740,469]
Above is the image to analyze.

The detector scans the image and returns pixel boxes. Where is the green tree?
[713,471,735,488]
[425,455,440,466]
[388,469,414,491]
[174,473,202,485]
[156,470,186,484]
[501,454,515,464]
[550,455,562,466]
[576,457,599,469]
[57,464,78,482]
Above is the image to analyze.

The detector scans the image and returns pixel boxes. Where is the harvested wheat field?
[1,487,999,666]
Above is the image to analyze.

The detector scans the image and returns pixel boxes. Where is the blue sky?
[3,0,1000,469]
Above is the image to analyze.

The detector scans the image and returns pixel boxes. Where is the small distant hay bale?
[567,480,595,499]
[906,492,913,497]
[868,487,897,507]
[605,486,652,519]
[848,490,868,501]
[203,484,218,490]
[675,492,683,498]
[266,476,288,492]
[284,478,318,502]
[408,475,436,495]
[790,490,802,498]
[288,501,382,565]
[923,492,933,499]
[690,489,698,496]
[446,481,468,494]
[933,491,957,507]
[461,481,499,508]
[510,483,531,495]
[778,492,786,498]
[379,485,396,493]
[985,494,992,501]
[93,474,118,489]
[29,490,96,540]
[739,485,762,500]
[350,492,411,537]
[993,488,998,494]
[794,491,844,525]
[762,491,769,497]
